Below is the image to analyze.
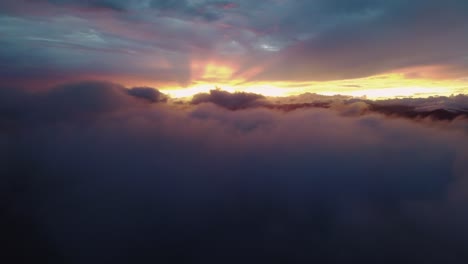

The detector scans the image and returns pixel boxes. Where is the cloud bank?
[2,81,468,263]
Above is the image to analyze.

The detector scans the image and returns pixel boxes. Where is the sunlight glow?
[158,70,468,100]
[243,85,289,97]
[202,63,234,80]
[165,84,236,98]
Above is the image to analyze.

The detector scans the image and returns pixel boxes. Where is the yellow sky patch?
[138,63,468,99]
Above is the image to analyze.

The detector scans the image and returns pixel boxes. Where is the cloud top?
[2,81,468,263]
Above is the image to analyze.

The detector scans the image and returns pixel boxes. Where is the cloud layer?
[2,81,468,263]
[1,0,468,88]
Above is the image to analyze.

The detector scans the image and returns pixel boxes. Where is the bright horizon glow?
[165,83,292,98]
[164,84,236,98]
[143,62,468,100]
[140,62,465,99]
[159,72,468,100]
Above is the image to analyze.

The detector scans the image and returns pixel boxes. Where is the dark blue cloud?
[44,0,234,21]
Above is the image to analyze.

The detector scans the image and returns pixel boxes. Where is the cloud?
[2,81,468,263]
[191,89,266,110]
[244,0,468,81]
[43,0,234,21]
[127,86,168,103]
[374,94,468,112]
[0,81,167,127]
[2,0,468,86]
[187,89,468,121]
[366,95,468,121]
[46,0,131,11]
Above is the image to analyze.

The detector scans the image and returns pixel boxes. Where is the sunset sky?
[2,0,468,98]
[3,1,468,263]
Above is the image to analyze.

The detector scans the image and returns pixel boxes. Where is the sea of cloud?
[2,81,468,263]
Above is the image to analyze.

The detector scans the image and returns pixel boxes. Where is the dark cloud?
[46,0,130,11]
[2,0,468,86]
[127,86,168,103]
[2,81,468,263]
[188,90,468,121]
[191,89,266,110]
[0,81,167,128]
[43,0,234,21]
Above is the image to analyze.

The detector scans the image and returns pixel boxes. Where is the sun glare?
[165,84,236,98]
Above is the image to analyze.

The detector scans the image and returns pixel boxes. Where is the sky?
[1,0,468,98]
[3,1,468,263]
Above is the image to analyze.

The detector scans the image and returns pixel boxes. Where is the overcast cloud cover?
[2,81,468,263]
[1,0,468,86]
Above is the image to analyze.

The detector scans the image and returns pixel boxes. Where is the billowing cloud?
[188,89,468,121]
[127,86,168,103]
[2,81,468,263]
[0,81,166,127]
[192,89,266,110]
